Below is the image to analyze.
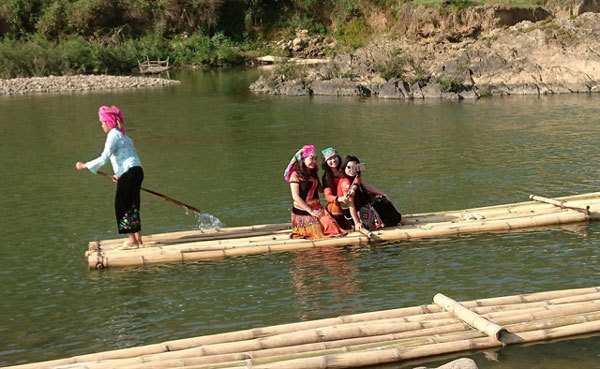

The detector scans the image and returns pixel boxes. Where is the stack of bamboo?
[86,192,600,269]
[8,286,599,369]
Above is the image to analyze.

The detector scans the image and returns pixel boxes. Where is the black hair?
[341,155,369,207]
[296,156,319,183]
[321,154,343,189]
[341,155,361,180]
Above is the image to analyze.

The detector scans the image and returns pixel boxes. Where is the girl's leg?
[127,234,138,246]
[134,231,143,245]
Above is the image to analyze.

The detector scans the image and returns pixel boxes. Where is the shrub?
[334,17,368,50]
[0,37,66,77]
[58,36,95,73]
[274,60,308,80]
[435,77,463,93]
[35,0,69,39]
[376,55,407,81]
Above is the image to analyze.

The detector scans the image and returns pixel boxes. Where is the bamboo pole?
[170,316,600,369]
[98,311,600,369]
[89,223,292,251]
[62,310,600,369]
[86,192,600,268]
[530,194,592,214]
[235,321,600,369]
[9,287,598,369]
[24,300,600,369]
[97,170,203,214]
[91,192,600,249]
[433,293,507,340]
[89,208,594,268]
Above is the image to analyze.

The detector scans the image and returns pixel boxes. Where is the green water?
[0,69,599,368]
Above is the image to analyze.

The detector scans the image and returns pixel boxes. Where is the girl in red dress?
[321,147,352,230]
[284,145,347,239]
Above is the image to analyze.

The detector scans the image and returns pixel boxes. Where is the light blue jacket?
[86,129,142,177]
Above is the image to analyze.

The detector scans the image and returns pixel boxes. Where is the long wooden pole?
[97,170,203,214]
[529,194,591,214]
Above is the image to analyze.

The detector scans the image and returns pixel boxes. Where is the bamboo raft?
[85,192,600,269]
[7,286,600,369]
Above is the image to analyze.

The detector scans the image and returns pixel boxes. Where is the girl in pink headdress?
[75,105,144,248]
[284,145,346,239]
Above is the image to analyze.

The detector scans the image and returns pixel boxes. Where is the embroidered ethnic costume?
[285,145,346,240]
[288,171,346,239]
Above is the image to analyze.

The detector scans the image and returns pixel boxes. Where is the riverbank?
[250,5,600,99]
[0,75,180,96]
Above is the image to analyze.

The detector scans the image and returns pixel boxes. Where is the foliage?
[273,60,309,81]
[478,88,492,98]
[170,31,245,66]
[0,0,566,77]
[376,50,408,81]
[334,17,368,50]
[435,77,464,93]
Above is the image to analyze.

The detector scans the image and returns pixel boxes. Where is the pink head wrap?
[284,145,316,182]
[98,105,125,135]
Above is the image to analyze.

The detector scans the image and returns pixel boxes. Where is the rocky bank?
[250,1,600,99]
[0,75,180,96]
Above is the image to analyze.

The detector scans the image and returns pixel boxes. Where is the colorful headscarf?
[321,147,337,161]
[284,145,316,182]
[98,105,125,135]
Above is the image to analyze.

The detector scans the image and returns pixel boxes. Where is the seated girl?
[284,145,347,239]
[321,147,352,230]
[338,155,414,231]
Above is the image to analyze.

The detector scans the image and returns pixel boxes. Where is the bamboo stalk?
[97,170,203,214]
[530,194,592,214]
[91,192,600,249]
[9,287,598,369]
[77,312,600,369]
[45,300,600,369]
[176,316,600,369]
[90,223,292,251]
[237,321,600,369]
[89,209,592,268]
[434,293,507,340]
[87,192,600,268]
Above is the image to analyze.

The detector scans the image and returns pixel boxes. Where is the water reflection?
[290,247,364,320]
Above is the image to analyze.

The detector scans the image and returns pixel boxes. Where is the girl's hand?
[75,162,86,170]
[338,195,348,203]
[111,175,119,183]
[354,223,363,232]
[309,209,320,217]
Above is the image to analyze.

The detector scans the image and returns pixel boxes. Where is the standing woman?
[284,145,346,239]
[76,106,144,247]
[321,147,352,230]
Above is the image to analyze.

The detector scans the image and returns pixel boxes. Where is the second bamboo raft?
[86,192,600,269]
[7,286,600,369]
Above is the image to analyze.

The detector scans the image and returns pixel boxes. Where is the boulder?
[310,79,370,96]
[413,357,479,369]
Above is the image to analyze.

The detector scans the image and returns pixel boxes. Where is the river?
[0,69,598,368]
